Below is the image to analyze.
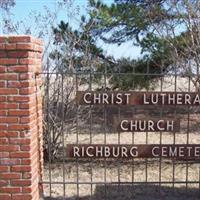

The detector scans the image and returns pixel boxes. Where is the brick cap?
[0,35,42,45]
[0,36,43,52]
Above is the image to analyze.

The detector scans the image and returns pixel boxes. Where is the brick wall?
[0,36,43,200]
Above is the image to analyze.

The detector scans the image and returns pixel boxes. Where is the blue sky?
[10,0,142,59]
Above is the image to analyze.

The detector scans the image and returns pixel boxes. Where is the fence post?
[0,36,43,200]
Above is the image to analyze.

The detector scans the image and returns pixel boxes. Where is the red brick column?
[0,36,43,200]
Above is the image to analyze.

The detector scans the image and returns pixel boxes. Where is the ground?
[43,127,200,199]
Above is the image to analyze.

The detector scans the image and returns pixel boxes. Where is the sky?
[4,0,142,59]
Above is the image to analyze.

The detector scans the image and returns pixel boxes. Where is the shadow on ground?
[44,184,200,200]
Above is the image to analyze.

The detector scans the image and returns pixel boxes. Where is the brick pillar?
[0,36,43,200]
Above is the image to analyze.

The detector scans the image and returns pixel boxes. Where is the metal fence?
[40,66,200,200]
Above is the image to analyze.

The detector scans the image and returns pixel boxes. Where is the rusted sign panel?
[76,91,200,106]
[114,118,180,132]
[66,144,200,160]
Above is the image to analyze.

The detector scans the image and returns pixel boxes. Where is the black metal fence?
[41,66,200,200]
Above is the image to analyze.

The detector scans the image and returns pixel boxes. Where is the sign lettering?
[77,91,200,106]
[66,145,200,159]
[117,118,180,132]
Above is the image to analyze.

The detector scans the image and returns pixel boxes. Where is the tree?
[0,0,15,11]
[0,0,94,161]
[0,0,16,33]
[84,0,200,90]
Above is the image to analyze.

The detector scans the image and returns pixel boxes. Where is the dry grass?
[43,124,200,199]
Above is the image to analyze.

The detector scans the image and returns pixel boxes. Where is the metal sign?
[76,91,200,106]
[66,144,200,159]
[74,91,198,160]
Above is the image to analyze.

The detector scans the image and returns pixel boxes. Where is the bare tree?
[0,0,97,161]
[146,0,200,91]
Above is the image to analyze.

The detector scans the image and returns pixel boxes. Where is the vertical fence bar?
[75,70,79,198]
[117,63,121,195]
[104,66,107,199]
[61,73,66,196]
[46,59,52,197]
[131,64,136,200]
[89,65,93,199]
[172,61,178,192]
[159,62,164,198]
[185,68,191,195]
[145,60,150,187]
